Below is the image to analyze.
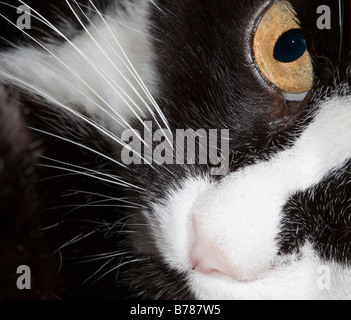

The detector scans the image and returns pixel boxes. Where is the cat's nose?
[190,240,240,281]
[189,216,255,282]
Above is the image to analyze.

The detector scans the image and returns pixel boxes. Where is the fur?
[0,0,350,300]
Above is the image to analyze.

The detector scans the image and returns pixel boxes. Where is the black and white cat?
[0,0,350,300]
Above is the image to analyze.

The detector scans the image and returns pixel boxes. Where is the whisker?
[67,0,157,143]
[80,258,115,286]
[87,0,172,138]
[71,251,129,264]
[57,250,63,272]
[75,1,161,41]
[29,127,127,169]
[39,222,63,231]
[68,215,145,234]
[14,1,150,143]
[54,230,97,254]
[38,163,134,189]
[71,0,149,117]
[0,16,131,131]
[54,202,140,210]
[89,257,146,286]
[0,34,20,48]
[0,2,159,134]
[66,0,151,129]
[64,189,147,208]
[39,155,142,190]
[1,2,168,171]
[1,70,155,168]
[338,0,344,62]
[150,0,166,16]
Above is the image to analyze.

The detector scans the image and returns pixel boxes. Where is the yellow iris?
[253,1,313,94]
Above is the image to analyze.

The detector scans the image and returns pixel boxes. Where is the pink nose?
[189,217,250,282]
[190,241,239,279]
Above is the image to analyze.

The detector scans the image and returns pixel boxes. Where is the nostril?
[190,216,242,280]
[189,215,263,282]
[190,238,240,280]
[190,242,225,275]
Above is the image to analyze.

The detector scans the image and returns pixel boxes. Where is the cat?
[0,0,350,300]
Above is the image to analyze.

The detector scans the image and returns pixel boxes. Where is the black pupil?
[273,29,307,63]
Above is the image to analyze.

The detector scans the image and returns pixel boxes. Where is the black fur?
[0,88,134,299]
[279,159,351,264]
[0,89,64,299]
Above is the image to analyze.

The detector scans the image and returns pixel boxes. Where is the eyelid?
[282,91,308,102]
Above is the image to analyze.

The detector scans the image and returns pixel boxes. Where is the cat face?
[0,0,350,300]
[123,0,351,299]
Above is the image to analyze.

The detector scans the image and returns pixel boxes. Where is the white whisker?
[150,0,166,15]
[56,202,140,210]
[67,0,156,140]
[75,1,161,41]
[0,34,19,48]
[38,163,134,189]
[1,1,154,138]
[67,0,150,124]
[1,70,156,168]
[71,0,149,116]
[64,189,147,208]
[15,1,151,145]
[39,155,142,190]
[29,126,127,169]
[54,230,97,254]
[39,222,63,231]
[80,258,114,286]
[1,2,168,170]
[87,1,172,138]
[72,251,129,264]
[0,14,131,131]
[90,257,146,286]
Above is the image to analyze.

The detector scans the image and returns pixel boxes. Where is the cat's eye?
[253,1,313,100]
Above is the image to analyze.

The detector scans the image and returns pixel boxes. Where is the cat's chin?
[188,245,351,300]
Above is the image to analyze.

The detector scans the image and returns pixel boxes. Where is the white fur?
[0,1,156,135]
[152,95,351,299]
